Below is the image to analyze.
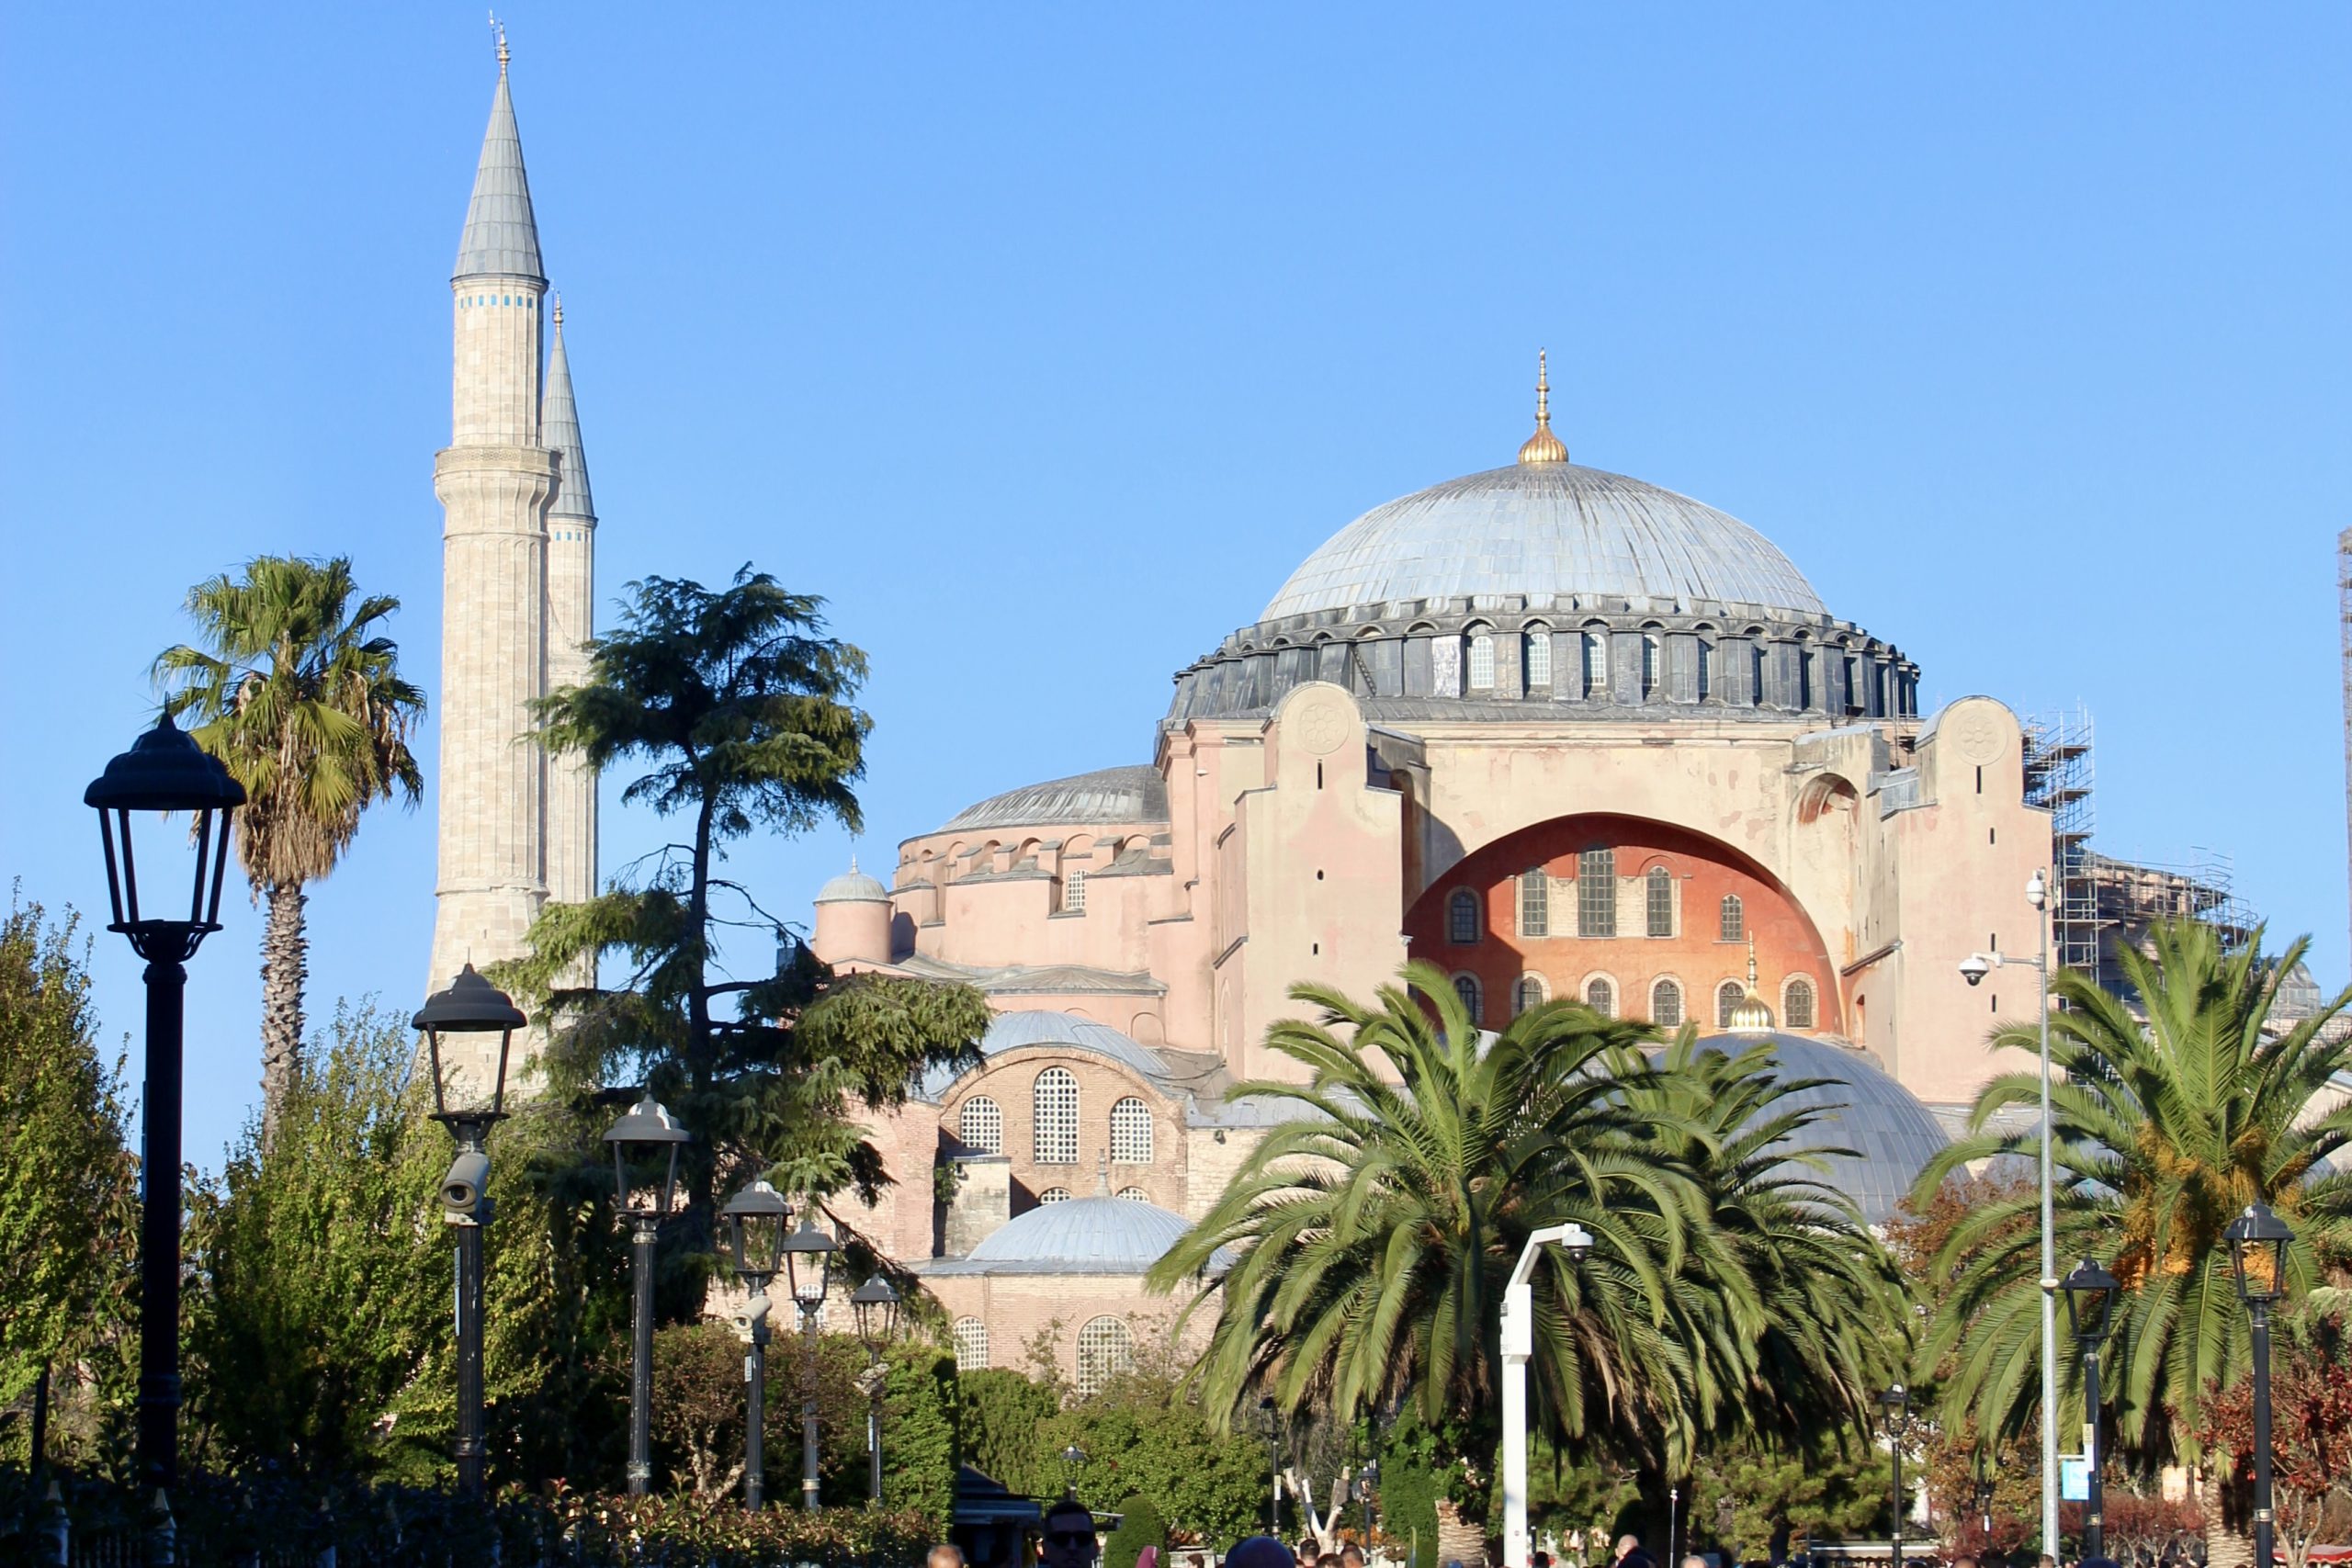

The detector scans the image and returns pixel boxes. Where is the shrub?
[1106,1492,1167,1568]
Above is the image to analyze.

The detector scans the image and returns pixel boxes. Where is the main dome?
[1261,461,1826,624]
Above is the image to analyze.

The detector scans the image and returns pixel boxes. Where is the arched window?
[1696,639,1714,700]
[1581,631,1608,695]
[1577,848,1616,937]
[1784,977,1817,1031]
[1452,973,1483,1024]
[1640,636,1661,698]
[1038,1187,1072,1203]
[1116,1187,1149,1201]
[958,1096,1003,1155]
[953,1317,990,1372]
[1109,1097,1152,1165]
[1651,978,1683,1027]
[1448,889,1482,944]
[1033,1068,1079,1165]
[1716,980,1747,1028]
[1514,975,1545,1016]
[1524,628,1552,689]
[1584,977,1615,1018]
[1645,866,1674,938]
[1466,628,1497,691]
[1077,1316,1136,1396]
[1719,895,1744,943]
[1519,869,1548,937]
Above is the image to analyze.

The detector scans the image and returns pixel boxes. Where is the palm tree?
[1914,920,2352,1555]
[154,556,424,1143]
[1148,964,1724,1566]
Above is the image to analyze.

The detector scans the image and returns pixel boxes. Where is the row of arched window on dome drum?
[1452,624,1894,714]
[1450,871,1747,944]
[952,1314,1135,1393]
[1447,971,1815,1032]
[956,1072,1154,1167]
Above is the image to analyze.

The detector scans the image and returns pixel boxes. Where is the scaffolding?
[2022,706,2098,974]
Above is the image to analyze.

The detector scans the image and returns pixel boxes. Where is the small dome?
[815,858,890,904]
[940,765,1169,834]
[1261,462,1826,624]
[916,1010,1173,1101]
[1684,1031,1949,1227]
[964,1194,1207,1273]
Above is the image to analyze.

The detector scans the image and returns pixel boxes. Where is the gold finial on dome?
[1727,934,1776,1033]
[1517,349,1568,466]
[491,11,509,73]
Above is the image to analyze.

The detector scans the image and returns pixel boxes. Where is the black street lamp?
[2224,1201,2296,1568]
[2059,1257,2120,1560]
[1970,1452,1996,1539]
[84,716,243,1522]
[413,965,526,1499]
[1059,1442,1088,1502]
[851,1274,902,1507]
[780,1213,841,1512]
[1359,1458,1378,1546]
[721,1179,790,1511]
[1877,1383,1918,1568]
[605,1095,689,1496]
[1257,1395,1281,1536]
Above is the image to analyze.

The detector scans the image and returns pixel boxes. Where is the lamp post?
[721,1179,790,1511]
[1970,1453,1996,1540]
[1959,867,2055,1561]
[605,1096,689,1496]
[2224,1201,2295,1568]
[1060,1442,1088,1501]
[413,965,526,1498]
[2059,1257,2120,1560]
[1877,1384,1919,1568]
[852,1274,902,1507]
[1258,1395,1280,1535]
[781,1213,841,1512]
[1359,1458,1378,1546]
[84,716,244,1532]
[1502,1222,1595,1568]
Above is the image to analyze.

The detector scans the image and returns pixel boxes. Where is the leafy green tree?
[960,1367,1063,1495]
[1148,963,1711,1562]
[1046,1370,1271,1546]
[1104,1494,1166,1568]
[0,897,139,1469]
[505,566,988,1255]
[1915,921,2352,1487]
[153,556,425,1142]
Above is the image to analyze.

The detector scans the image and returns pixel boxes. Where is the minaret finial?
[1746,933,1758,990]
[1517,347,1568,465]
[1095,1153,1110,1197]
[1726,933,1775,1033]
[491,12,509,74]
[551,292,562,328]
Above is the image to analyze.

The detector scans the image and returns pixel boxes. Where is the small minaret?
[429,24,556,998]
[541,298,597,913]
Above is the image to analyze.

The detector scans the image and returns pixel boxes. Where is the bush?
[1106,1492,1167,1568]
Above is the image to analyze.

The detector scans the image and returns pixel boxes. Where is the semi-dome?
[1261,461,1826,624]
[941,765,1169,834]
[926,1191,1230,1275]
[1684,1031,1949,1226]
[915,1009,1173,1101]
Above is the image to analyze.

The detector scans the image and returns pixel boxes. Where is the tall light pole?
[781,1213,841,1512]
[1502,1221,1594,1568]
[605,1096,689,1496]
[2059,1258,2120,1561]
[2224,1201,2295,1568]
[85,716,244,1552]
[851,1274,902,1506]
[414,966,526,1499]
[1257,1395,1280,1536]
[722,1179,790,1511]
[1878,1384,1919,1568]
[1959,866,2055,1559]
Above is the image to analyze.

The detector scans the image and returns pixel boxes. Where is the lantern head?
[780,1212,840,1310]
[720,1178,791,1283]
[604,1095,689,1219]
[851,1273,902,1355]
[2059,1256,2121,1347]
[85,715,245,962]
[2223,1200,2295,1307]
[413,964,527,1134]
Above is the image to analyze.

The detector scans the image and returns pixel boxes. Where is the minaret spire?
[1517,348,1567,465]
[455,24,542,282]
[543,299,594,523]
[541,297,599,918]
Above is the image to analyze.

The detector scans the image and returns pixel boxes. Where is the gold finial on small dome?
[491,12,510,73]
[1727,933,1776,1033]
[1517,348,1568,466]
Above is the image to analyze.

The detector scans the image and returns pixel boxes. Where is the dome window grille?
[1518,870,1548,938]
[1077,1316,1136,1396]
[953,1317,990,1372]
[1697,640,1714,700]
[1448,889,1482,945]
[1645,867,1674,938]
[1577,849,1617,937]
[1116,1186,1149,1201]
[1062,870,1088,913]
[1641,636,1661,699]
[958,1096,1003,1155]
[1524,629,1552,689]
[1716,980,1747,1029]
[1784,977,1817,1032]
[1110,1097,1153,1166]
[1719,895,1745,943]
[1584,976,1615,1018]
[1466,629,1496,691]
[1581,632,1608,697]
[1652,978,1683,1027]
[1037,1187,1072,1203]
[1033,1069,1079,1166]
[1514,975,1545,1017]
[1452,973,1483,1024]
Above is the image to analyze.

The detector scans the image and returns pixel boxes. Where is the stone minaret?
[428,33,566,998]
[541,300,597,912]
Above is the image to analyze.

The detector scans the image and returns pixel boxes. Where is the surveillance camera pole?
[744,1301,770,1511]
[447,1116,492,1498]
[1503,1222,1595,1568]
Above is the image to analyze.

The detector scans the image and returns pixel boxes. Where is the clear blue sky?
[4,5,2347,1167]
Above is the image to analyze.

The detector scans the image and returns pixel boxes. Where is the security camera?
[732,1292,773,1344]
[441,1149,491,1221]
[1958,954,1993,988]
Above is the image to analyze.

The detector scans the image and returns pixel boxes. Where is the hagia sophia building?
[431,45,2034,1393]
